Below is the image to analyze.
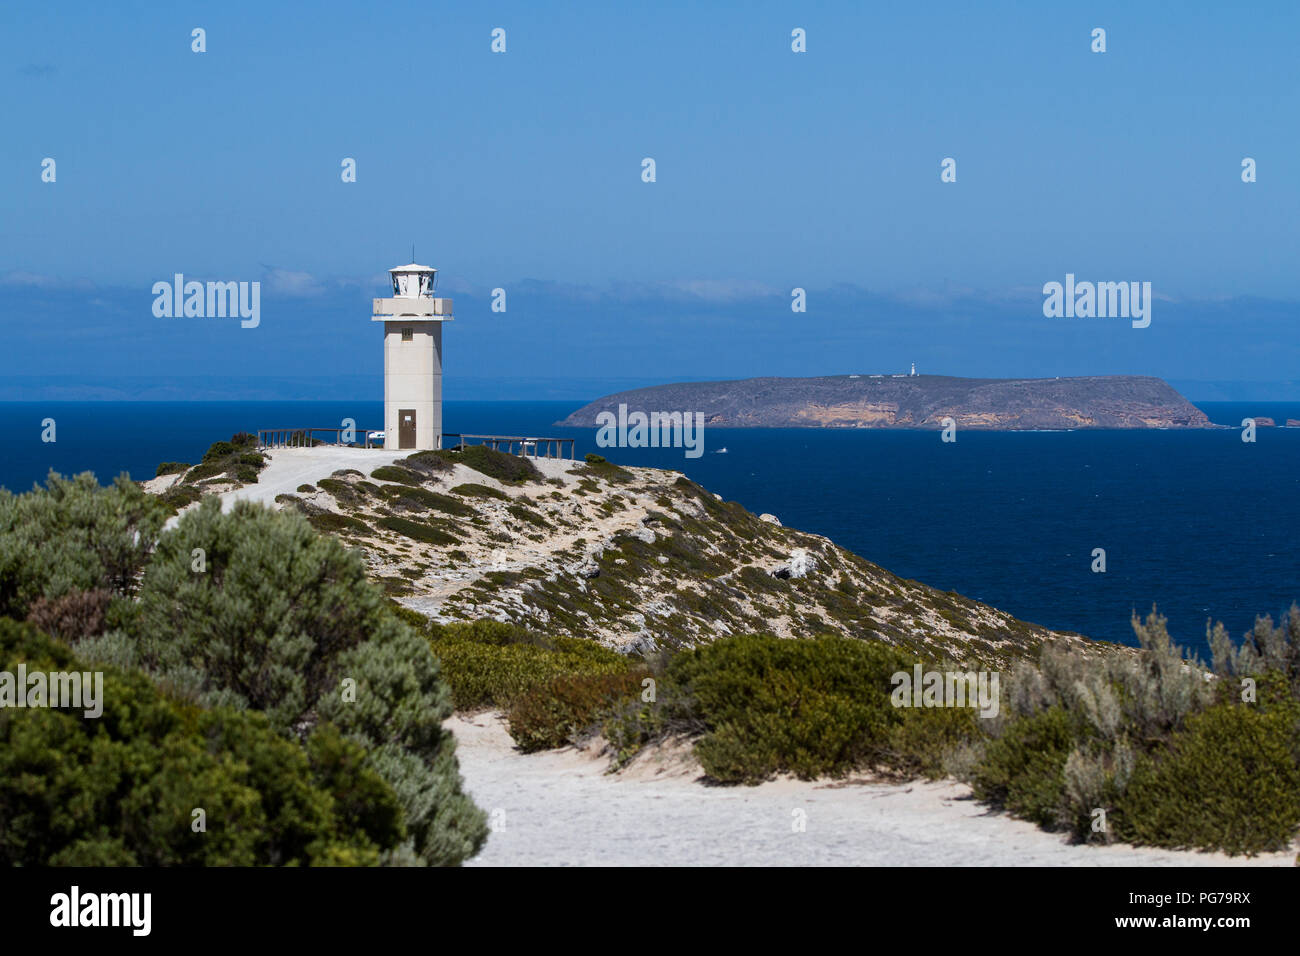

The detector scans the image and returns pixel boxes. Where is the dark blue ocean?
[3,400,1298,659]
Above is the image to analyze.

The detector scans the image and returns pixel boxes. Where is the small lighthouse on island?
[373,262,454,450]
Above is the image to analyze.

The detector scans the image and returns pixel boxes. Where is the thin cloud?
[259,268,322,297]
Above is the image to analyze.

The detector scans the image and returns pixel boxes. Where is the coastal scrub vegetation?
[969,608,1300,854]
[428,445,542,485]
[0,620,404,866]
[151,434,267,506]
[416,610,1300,856]
[7,455,1298,862]
[187,432,266,484]
[0,473,487,866]
[600,633,972,783]
[392,610,630,714]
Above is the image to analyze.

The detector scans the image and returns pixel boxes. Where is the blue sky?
[3,1,1298,399]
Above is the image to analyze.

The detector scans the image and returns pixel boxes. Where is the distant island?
[557,374,1213,430]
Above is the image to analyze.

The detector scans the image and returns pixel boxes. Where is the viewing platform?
[256,429,576,459]
[444,434,576,459]
[257,427,383,449]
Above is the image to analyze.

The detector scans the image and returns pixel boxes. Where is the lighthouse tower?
[372,263,454,450]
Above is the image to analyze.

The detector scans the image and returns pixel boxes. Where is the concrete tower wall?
[382,321,443,450]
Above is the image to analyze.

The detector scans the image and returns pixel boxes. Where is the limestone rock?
[569,558,600,579]
[772,547,817,580]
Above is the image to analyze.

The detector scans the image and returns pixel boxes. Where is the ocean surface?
[3,400,1298,659]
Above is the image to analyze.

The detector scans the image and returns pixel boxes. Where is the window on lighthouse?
[401,327,413,342]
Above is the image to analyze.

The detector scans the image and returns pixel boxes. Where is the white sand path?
[217,446,409,510]
[159,446,411,528]
[161,446,580,525]
[450,713,1296,867]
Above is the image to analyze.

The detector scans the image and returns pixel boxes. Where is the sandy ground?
[169,446,579,516]
[159,446,420,528]
[219,446,410,510]
[450,712,1296,867]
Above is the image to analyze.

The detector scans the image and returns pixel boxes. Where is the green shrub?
[1056,741,1135,843]
[316,477,367,506]
[182,438,266,487]
[398,451,456,477]
[0,472,167,621]
[970,707,1078,828]
[0,619,404,866]
[371,466,426,486]
[667,633,917,783]
[127,498,487,865]
[885,704,982,780]
[308,511,372,536]
[508,669,648,752]
[297,484,316,493]
[379,484,474,516]
[1115,701,1300,854]
[426,620,628,711]
[378,515,459,545]
[603,694,674,770]
[387,599,434,632]
[584,453,606,464]
[158,483,202,514]
[155,462,190,477]
[964,609,1300,854]
[576,456,635,484]
[507,503,546,525]
[182,461,227,482]
[451,483,509,501]
[444,446,541,484]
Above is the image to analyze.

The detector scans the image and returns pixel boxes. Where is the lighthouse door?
[399,410,416,449]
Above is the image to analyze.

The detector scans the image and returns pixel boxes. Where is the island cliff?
[557,374,1212,430]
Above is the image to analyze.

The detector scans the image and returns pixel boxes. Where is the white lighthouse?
[372,262,454,450]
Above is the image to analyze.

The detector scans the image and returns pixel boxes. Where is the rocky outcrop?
[558,374,1212,430]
